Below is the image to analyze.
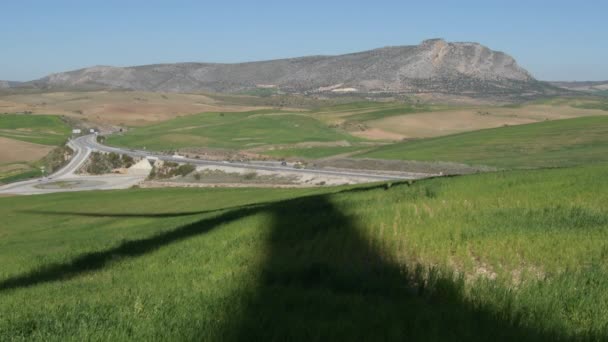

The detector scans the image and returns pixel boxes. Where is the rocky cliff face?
[24,39,548,96]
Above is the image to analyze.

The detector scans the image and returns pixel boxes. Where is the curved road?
[1,135,431,195]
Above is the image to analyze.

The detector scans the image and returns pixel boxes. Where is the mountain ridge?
[11,39,559,97]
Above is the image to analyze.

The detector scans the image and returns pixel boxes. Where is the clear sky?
[2,0,607,81]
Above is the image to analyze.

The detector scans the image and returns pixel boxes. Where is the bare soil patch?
[0,91,263,126]
[0,137,53,164]
[368,105,608,138]
[350,128,406,141]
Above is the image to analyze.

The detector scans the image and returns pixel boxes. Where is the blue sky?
[2,0,607,81]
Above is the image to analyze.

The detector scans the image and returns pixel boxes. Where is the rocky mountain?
[22,39,554,97]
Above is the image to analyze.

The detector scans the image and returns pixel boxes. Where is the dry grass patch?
[368,104,608,138]
[350,128,406,141]
[0,137,52,164]
[0,91,263,126]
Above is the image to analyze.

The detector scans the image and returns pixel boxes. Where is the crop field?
[0,114,71,183]
[107,110,361,151]
[0,114,70,146]
[261,145,368,159]
[0,91,259,126]
[1,164,608,340]
[337,104,448,122]
[359,116,608,169]
[104,96,608,161]
[573,98,608,111]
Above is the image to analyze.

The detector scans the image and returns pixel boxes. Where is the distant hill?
[18,39,560,98]
[550,81,608,95]
[0,81,20,89]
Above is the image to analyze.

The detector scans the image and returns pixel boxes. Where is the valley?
[1,12,607,338]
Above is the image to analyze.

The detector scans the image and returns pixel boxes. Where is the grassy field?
[0,114,71,183]
[107,110,361,151]
[0,114,70,145]
[341,104,448,122]
[105,102,448,157]
[0,168,42,184]
[0,91,258,126]
[359,116,608,169]
[573,98,608,111]
[1,164,608,340]
[261,145,368,159]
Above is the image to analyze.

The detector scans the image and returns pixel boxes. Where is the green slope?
[262,145,366,159]
[359,116,608,168]
[1,165,608,340]
[107,110,360,151]
[0,114,70,146]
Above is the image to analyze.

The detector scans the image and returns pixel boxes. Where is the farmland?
[359,116,608,169]
[0,114,71,183]
[1,164,607,340]
[262,145,368,159]
[0,114,70,146]
[101,95,608,160]
[106,110,361,151]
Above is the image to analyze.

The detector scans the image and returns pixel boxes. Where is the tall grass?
[1,165,607,340]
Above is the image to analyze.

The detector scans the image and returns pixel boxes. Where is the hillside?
[19,39,557,97]
[358,116,608,168]
[0,114,72,184]
[550,81,608,95]
[1,165,607,340]
[0,81,20,89]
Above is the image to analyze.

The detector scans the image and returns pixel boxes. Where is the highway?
[78,135,427,181]
[0,134,431,195]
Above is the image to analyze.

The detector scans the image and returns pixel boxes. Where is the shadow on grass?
[216,195,564,341]
[2,184,600,340]
[21,209,234,218]
[0,204,264,292]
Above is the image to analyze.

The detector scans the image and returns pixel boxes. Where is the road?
[0,136,145,195]
[79,135,427,181]
[0,135,431,195]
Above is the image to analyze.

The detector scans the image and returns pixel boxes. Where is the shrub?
[86,152,113,174]
[122,155,134,168]
[243,172,257,180]
[173,164,196,177]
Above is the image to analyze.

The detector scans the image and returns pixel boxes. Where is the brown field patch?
[351,128,406,141]
[368,105,608,138]
[0,91,264,126]
[0,137,53,164]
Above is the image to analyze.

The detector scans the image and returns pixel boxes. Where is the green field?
[0,114,70,146]
[0,114,71,183]
[573,98,608,111]
[1,164,608,340]
[359,116,608,169]
[262,145,367,159]
[107,110,361,151]
[0,169,42,184]
[343,104,447,122]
